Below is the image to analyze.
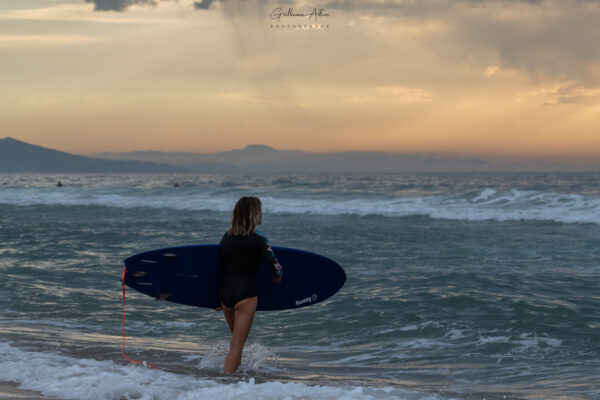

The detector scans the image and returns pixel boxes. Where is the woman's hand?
[273,276,282,284]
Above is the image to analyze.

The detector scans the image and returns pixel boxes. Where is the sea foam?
[0,342,448,400]
[1,186,599,224]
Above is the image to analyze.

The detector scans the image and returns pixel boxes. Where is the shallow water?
[0,172,599,399]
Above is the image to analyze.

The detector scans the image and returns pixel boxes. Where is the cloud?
[64,0,600,91]
[85,0,157,12]
[193,0,215,10]
[323,0,586,17]
[323,0,600,85]
[83,0,294,13]
[0,34,104,48]
[0,3,174,23]
[84,0,220,12]
[518,81,600,105]
[484,66,499,78]
[345,86,433,105]
[452,1,600,84]
[483,66,518,79]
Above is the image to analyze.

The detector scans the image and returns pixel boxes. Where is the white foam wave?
[0,342,440,400]
[0,188,236,212]
[476,333,563,350]
[1,187,599,224]
[195,342,278,374]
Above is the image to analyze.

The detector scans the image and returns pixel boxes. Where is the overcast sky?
[0,0,599,161]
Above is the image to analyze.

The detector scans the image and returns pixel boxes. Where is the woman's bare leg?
[224,296,257,374]
[221,302,234,333]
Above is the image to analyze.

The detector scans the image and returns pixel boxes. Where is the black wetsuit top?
[219,230,283,308]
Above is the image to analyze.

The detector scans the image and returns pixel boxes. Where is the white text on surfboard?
[296,294,318,306]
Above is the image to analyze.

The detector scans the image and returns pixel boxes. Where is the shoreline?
[0,381,53,400]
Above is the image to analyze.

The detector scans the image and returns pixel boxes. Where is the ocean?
[0,172,598,400]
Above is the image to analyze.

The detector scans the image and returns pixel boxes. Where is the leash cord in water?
[121,267,157,369]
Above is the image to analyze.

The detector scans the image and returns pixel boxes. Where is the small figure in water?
[57,181,64,187]
[173,182,180,187]
[217,196,283,374]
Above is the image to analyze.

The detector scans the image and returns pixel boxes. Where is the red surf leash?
[121,266,157,369]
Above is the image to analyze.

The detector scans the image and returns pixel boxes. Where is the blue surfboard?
[123,245,346,311]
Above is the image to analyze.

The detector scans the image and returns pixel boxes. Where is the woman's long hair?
[228,196,262,236]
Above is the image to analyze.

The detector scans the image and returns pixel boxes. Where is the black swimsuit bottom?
[220,275,257,308]
[219,230,283,308]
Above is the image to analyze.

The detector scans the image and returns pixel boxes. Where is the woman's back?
[220,231,263,280]
[220,230,282,280]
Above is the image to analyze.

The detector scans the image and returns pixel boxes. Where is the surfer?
[218,196,283,374]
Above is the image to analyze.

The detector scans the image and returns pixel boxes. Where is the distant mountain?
[95,149,244,173]
[0,137,190,173]
[95,144,568,172]
[1,137,583,173]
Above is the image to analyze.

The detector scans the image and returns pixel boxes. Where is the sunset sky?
[1,0,599,159]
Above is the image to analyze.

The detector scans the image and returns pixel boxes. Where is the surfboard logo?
[296,294,318,306]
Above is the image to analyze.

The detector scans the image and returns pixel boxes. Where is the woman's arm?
[255,230,283,280]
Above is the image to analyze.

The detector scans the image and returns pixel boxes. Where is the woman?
[218,196,283,374]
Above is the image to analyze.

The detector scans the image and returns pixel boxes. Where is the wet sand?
[0,382,51,400]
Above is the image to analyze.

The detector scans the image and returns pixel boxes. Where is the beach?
[0,382,48,400]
